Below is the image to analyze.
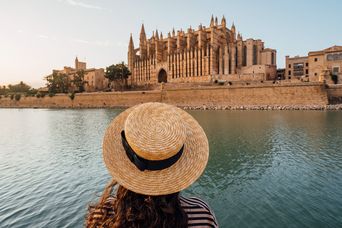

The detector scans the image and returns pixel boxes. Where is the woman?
[86,102,218,227]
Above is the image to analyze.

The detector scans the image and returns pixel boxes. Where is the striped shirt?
[180,196,218,228]
[87,196,218,228]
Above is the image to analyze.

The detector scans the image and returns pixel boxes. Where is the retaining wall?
[327,84,342,104]
[0,83,329,108]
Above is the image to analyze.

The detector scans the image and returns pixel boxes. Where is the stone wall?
[0,83,329,108]
[327,84,342,104]
[162,83,328,107]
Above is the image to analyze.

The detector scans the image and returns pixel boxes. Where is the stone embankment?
[182,104,342,111]
[1,82,340,110]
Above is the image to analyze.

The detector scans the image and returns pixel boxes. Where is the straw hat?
[102,102,209,196]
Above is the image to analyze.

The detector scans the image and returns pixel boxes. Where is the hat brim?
[102,105,209,196]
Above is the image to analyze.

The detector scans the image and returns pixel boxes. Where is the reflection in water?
[0,109,341,227]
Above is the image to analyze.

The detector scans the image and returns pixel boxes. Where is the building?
[128,16,277,86]
[308,46,342,83]
[285,55,309,81]
[285,45,342,83]
[50,57,108,92]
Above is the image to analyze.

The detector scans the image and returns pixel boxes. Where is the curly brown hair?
[86,180,188,228]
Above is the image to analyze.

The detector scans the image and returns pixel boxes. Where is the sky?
[0,0,341,88]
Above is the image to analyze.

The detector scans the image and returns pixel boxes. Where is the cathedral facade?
[128,16,277,86]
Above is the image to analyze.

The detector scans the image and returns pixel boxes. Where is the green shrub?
[41,93,46,98]
[69,92,75,100]
[14,94,21,101]
[10,94,14,100]
[36,93,41,98]
[48,92,55,97]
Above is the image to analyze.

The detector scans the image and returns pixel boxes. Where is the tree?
[71,70,87,92]
[45,72,70,94]
[8,81,31,93]
[105,62,131,90]
[14,94,21,101]
[0,82,37,97]
[26,88,38,96]
[0,85,8,95]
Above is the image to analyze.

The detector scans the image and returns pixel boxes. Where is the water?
[0,109,342,228]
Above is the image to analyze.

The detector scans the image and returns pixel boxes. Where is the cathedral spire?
[210,15,214,27]
[128,33,134,73]
[155,29,159,40]
[129,33,134,49]
[188,25,193,33]
[140,23,146,41]
[139,24,147,58]
[215,17,218,26]
[230,22,236,40]
[75,56,79,69]
[221,15,226,28]
[172,28,175,37]
[237,32,242,40]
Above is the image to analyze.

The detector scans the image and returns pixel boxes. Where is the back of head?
[87,102,210,227]
[86,182,187,228]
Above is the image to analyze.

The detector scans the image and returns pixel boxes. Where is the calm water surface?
[0,109,342,228]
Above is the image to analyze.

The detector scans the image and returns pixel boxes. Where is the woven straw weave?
[102,102,209,195]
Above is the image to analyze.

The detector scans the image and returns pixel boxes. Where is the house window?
[314,58,318,62]
[306,63,309,67]
[332,67,340,75]
[306,69,309,74]
[288,70,291,75]
[314,73,317,76]
[289,64,291,68]
[293,63,304,76]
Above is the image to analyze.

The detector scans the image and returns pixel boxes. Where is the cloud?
[59,0,105,10]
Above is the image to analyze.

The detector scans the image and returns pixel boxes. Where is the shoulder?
[86,196,116,227]
[180,196,212,211]
[180,196,219,228]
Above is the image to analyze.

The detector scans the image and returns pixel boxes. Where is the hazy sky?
[0,0,341,87]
